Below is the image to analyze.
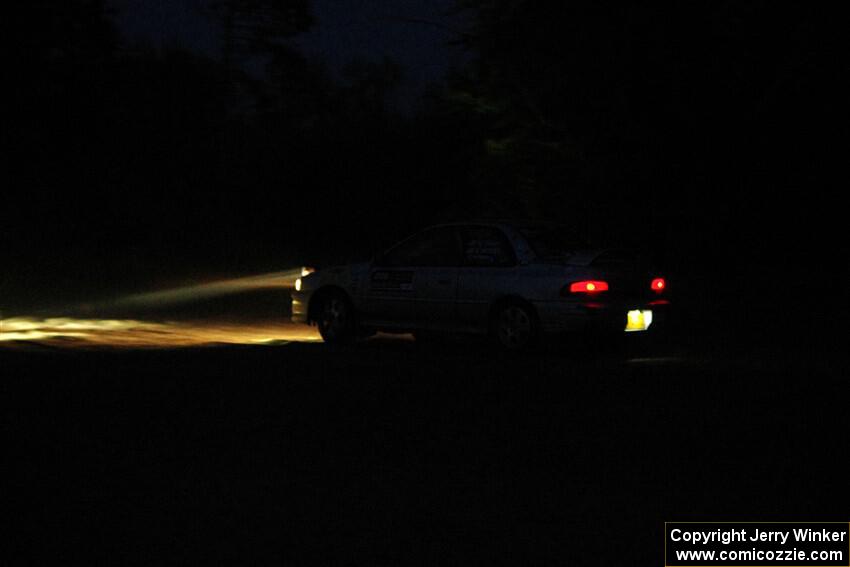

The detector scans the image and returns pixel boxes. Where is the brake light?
[651,278,666,292]
[570,280,609,293]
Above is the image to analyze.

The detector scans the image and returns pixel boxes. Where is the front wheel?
[315,290,356,344]
[492,302,538,351]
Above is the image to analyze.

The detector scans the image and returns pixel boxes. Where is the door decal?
[370,270,414,292]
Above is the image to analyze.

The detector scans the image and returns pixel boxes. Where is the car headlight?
[294,278,302,292]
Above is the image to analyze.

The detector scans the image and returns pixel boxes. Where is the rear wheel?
[315,290,355,344]
[492,301,538,351]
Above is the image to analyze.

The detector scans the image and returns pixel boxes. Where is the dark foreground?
[3,337,847,565]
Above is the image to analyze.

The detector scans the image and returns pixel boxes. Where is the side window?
[380,227,461,267]
[461,226,516,267]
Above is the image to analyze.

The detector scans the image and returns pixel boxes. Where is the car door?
[362,226,461,330]
[411,226,462,331]
[456,225,519,332]
[362,238,420,328]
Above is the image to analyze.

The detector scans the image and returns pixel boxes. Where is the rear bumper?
[533,298,671,335]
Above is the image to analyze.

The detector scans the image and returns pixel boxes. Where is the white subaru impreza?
[292,221,669,349]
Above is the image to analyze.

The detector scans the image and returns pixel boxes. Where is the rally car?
[292,221,669,349]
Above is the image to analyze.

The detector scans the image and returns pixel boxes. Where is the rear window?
[518,225,586,259]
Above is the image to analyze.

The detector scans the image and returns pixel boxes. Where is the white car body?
[292,221,668,344]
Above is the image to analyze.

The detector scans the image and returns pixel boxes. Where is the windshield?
[518,225,587,259]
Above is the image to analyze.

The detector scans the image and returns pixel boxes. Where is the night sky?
[111,0,466,108]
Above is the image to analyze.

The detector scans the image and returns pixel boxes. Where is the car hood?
[305,261,371,291]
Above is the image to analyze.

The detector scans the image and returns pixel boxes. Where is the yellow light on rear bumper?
[625,309,653,332]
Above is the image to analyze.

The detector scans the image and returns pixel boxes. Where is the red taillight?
[570,280,609,293]
[651,278,666,292]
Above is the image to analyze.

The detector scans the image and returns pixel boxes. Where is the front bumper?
[291,291,310,324]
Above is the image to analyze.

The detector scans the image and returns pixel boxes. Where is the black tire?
[491,300,539,351]
[315,290,356,344]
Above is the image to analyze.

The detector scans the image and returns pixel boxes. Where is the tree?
[445,1,830,244]
[205,0,313,71]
